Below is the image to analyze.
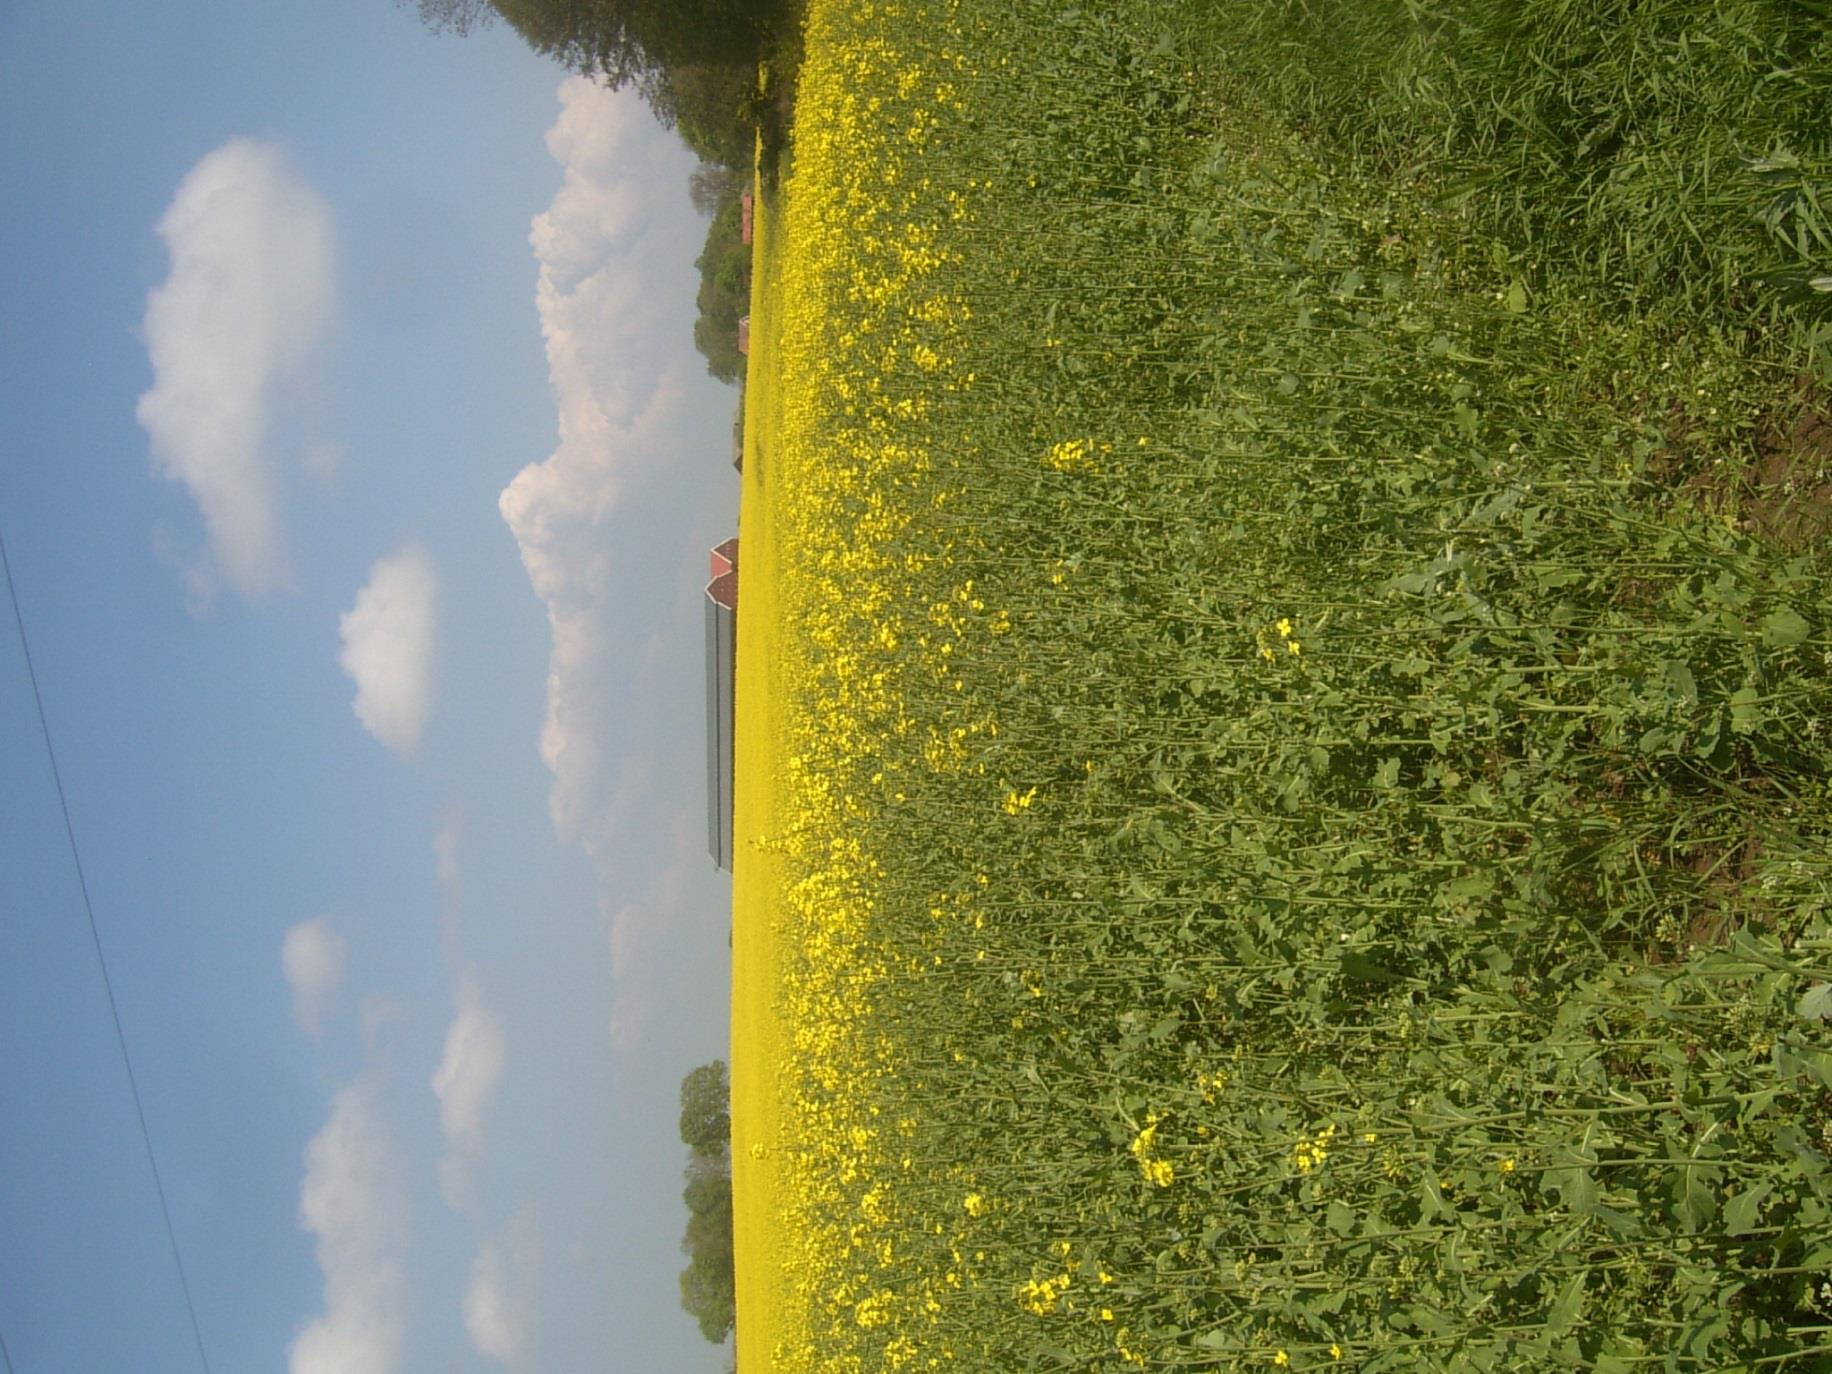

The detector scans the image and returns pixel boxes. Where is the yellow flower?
[1276,618,1293,638]
[1001,785,1039,814]
[1275,1352,1290,1368]
[1043,437,1097,472]
[963,1192,989,1217]
[1331,1342,1344,1359]
[1499,1157,1517,1174]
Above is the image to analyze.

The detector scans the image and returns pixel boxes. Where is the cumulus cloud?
[137,138,334,600]
[281,916,346,1037]
[432,969,505,1210]
[604,808,698,1054]
[338,545,438,758]
[463,1207,542,1368]
[289,1081,408,1374]
[499,76,688,842]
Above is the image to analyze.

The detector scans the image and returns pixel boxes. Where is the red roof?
[709,538,738,579]
[740,193,754,245]
[707,569,738,612]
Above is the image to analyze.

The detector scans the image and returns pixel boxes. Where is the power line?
[0,526,214,1374]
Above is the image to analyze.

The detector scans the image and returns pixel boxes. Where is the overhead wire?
[0,524,214,1374]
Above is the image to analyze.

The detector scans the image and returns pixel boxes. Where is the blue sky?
[1,3,740,1371]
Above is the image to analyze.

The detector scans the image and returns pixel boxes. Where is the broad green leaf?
[1326,1199,1356,1236]
[1661,659,1698,703]
[1762,606,1811,646]
[1730,686,1763,735]
[1338,950,1406,984]
[1675,1160,1718,1233]
[1545,1271,1587,1336]
[1723,1181,1772,1236]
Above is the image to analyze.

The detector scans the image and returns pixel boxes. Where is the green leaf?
[1326,1199,1356,1236]
[1675,1160,1718,1233]
[1545,1270,1587,1336]
[1723,1181,1773,1237]
[1662,659,1698,704]
[1762,606,1811,647]
[1693,708,1723,761]
[1421,1167,1453,1219]
[1375,757,1402,789]
[1550,1166,1598,1215]
[1730,686,1764,735]
[1338,950,1406,984]
[1505,279,1528,314]
[1801,982,1832,1021]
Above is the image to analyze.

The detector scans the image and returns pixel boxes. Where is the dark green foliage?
[677,1061,734,1341]
[1189,0,1832,374]
[679,1059,733,1157]
[488,0,779,90]
[693,200,751,385]
[649,63,768,170]
[679,1152,735,1342]
[410,0,803,171]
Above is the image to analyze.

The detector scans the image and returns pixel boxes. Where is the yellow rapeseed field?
[730,0,1832,1370]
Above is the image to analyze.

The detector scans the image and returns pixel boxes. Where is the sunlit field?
[733,1,1832,1369]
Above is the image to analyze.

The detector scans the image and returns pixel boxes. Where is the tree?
[410,0,787,93]
[678,1131,736,1343]
[679,1248,735,1342]
[647,63,761,171]
[691,202,751,385]
[397,0,495,35]
[689,163,747,218]
[679,1059,731,1158]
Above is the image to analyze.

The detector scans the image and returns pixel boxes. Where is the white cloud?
[463,1207,542,1369]
[339,545,438,758]
[137,138,334,600]
[499,76,688,843]
[281,916,346,1037]
[432,968,505,1210]
[604,809,697,1054]
[289,1081,408,1374]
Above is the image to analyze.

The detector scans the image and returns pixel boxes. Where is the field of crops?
[731,1,1832,1369]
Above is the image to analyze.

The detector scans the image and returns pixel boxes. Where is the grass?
[731,1,1832,1369]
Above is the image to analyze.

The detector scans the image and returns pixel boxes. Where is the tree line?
[676,1059,736,1345]
[407,0,794,385]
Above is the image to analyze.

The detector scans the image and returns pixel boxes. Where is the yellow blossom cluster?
[1293,1123,1338,1174]
[750,3,1008,1371]
[1128,1114,1176,1187]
